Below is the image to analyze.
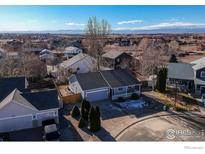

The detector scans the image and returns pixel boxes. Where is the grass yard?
[150,90,199,112]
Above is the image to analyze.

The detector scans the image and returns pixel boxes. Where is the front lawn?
[152,89,200,112]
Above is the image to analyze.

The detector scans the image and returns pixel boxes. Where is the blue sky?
[0,6,205,31]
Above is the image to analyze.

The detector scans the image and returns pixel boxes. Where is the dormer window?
[200,71,205,78]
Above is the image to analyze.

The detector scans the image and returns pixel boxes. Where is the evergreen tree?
[78,117,86,128]
[169,54,178,63]
[81,99,91,121]
[88,106,96,131]
[95,106,101,131]
[156,67,168,92]
[71,106,80,118]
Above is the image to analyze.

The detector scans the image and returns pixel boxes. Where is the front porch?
[111,85,141,100]
[167,78,194,93]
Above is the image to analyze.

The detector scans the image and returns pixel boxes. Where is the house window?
[201,71,205,78]
[197,85,201,90]
[118,88,123,91]
[32,115,37,120]
[135,85,139,91]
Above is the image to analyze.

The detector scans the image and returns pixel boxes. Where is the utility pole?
[174,81,178,108]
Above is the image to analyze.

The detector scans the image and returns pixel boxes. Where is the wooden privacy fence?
[54,81,82,104]
[60,93,82,104]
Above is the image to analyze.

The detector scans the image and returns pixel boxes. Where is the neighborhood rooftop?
[0,76,28,102]
[0,89,59,111]
[0,89,38,111]
[190,57,205,70]
[100,69,140,88]
[75,69,140,90]
[21,90,59,110]
[102,50,124,59]
[75,72,108,90]
[60,53,94,69]
[64,46,81,53]
[168,63,194,80]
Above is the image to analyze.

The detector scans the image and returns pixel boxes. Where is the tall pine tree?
[156,67,168,92]
[169,54,178,63]
[95,106,101,131]
[81,99,91,121]
[88,106,96,131]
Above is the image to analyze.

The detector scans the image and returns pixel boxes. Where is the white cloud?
[117,20,143,25]
[27,19,39,23]
[115,22,205,31]
[65,22,85,26]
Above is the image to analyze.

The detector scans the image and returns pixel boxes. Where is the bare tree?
[0,56,24,77]
[22,53,47,79]
[141,40,167,90]
[85,17,111,70]
[0,52,47,79]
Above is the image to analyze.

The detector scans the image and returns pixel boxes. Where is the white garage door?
[0,115,33,133]
[85,89,109,102]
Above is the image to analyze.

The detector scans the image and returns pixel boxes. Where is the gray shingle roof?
[75,72,109,90]
[168,63,194,80]
[190,57,205,70]
[0,89,38,111]
[21,90,59,110]
[75,69,140,90]
[0,76,28,102]
[101,69,140,88]
[102,50,124,59]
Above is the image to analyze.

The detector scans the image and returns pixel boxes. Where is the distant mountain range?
[114,28,205,34]
[1,28,205,34]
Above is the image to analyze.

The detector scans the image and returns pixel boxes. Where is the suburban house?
[6,52,20,59]
[68,69,141,102]
[64,46,83,59]
[167,57,205,95]
[46,59,62,78]
[60,53,97,74]
[46,53,110,78]
[191,57,205,95]
[39,49,55,61]
[0,77,59,133]
[102,50,132,69]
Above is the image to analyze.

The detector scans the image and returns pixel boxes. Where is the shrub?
[78,118,86,128]
[81,99,91,121]
[181,95,198,105]
[130,93,140,100]
[174,106,186,112]
[118,97,125,102]
[71,106,80,118]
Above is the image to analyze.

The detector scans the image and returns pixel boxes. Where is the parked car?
[43,124,60,141]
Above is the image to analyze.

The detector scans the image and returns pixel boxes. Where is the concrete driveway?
[63,99,205,141]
